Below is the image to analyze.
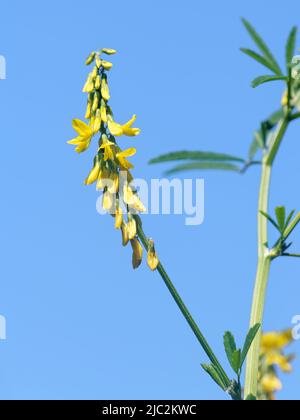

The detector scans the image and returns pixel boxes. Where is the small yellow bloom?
[101,77,110,101]
[101,60,113,70]
[116,148,137,170]
[85,102,92,120]
[85,52,96,66]
[100,101,107,123]
[261,330,293,352]
[102,48,117,55]
[67,119,94,153]
[127,217,137,240]
[108,172,119,194]
[265,353,292,373]
[96,167,110,191]
[85,160,101,185]
[115,205,123,229]
[103,190,114,212]
[147,239,159,271]
[99,135,115,161]
[108,115,141,137]
[96,56,102,68]
[121,223,129,246]
[93,109,102,133]
[261,374,282,394]
[131,238,143,269]
[123,184,146,213]
[82,73,95,93]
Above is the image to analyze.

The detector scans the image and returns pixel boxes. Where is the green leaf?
[284,210,296,231]
[251,75,287,88]
[231,350,241,375]
[260,211,280,231]
[149,151,245,165]
[248,131,264,160]
[165,162,242,175]
[241,18,282,75]
[246,394,257,401]
[201,364,227,391]
[224,332,237,367]
[267,108,285,126]
[283,211,300,241]
[241,324,261,368]
[286,26,298,71]
[275,206,286,232]
[240,48,281,74]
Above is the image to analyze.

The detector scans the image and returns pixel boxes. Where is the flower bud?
[127,216,137,240]
[92,92,100,112]
[101,60,113,70]
[101,77,110,101]
[103,190,114,211]
[121,223,129,246]
[96,56,102,68]
[85,102,92,120]
[102,48,117,55]
[100,100,108,123]
[84,159,101,185]
[131,238,143,269]
[93,109,102,133]
[147,239,159,271]
[95,75,101,90]
[82,73,95,93]
[115,205,123,230]
[85,52,96,65]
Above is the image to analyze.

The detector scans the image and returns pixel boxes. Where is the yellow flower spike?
[85,51,96,66]
[147,239,159,271]
[127,217,137,240]
[101,60,113,70]
[100,101,108,123]
[93,109,102,133]
[67,119,94,153]
[84,159,101,185]
[102,48,117,55]
[95,75,101,90]
[116,148,136,170]
[130,238,143,269]
[115,205,123,230]
[101,77,110,101]
[121,223,130,246]
[99,135,115,161]
[102,190,114,212]
[261,374,282,394]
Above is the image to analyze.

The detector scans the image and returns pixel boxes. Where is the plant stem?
[244,116,289,398]
[135,217,231,390]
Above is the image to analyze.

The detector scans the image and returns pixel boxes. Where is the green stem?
[244,116,289,398]
[135,218,231,391]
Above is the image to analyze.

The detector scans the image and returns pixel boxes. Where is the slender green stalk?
[244,116,289,398]
[135,218,231,391]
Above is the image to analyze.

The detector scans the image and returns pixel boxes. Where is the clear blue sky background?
[0,0,299,400]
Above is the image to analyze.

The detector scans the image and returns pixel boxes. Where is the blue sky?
[0,0,299,400]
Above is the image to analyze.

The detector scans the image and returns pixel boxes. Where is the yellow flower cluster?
[258,329,294,400]
[68,49,159,272]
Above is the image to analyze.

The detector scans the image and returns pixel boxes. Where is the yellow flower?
[85,102,92,120]
[108,172,119,194]
[95,75,101,90]
[67,119,94,153]
[96,167,110,191]
[261,330,293,353]
[147,239,159,271]
[101,60,113,70]
[108,115,141,137]
[84,160,101,185]
[131,238,143,269]
[85,52,96,66]
[99,135,115,161]
[127,217,137,240]
[121,223,130,246]
[115,205,123,229]
[103,191,114,212]
[261,374,282,394]
[265,353,293,373]
[93,109,102,133]
[123,184,146,213]
[101,77,110,101]
[102,48,117,55]
[100,101,107,123]
[82,73,95,93]
[116,148,136,170]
